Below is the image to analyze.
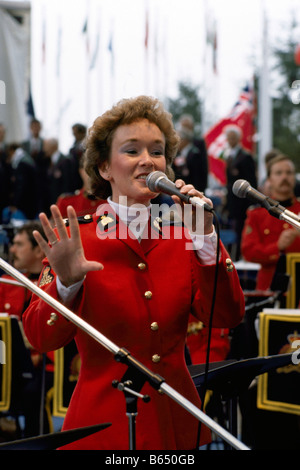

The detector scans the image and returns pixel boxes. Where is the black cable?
[196,209,221,449]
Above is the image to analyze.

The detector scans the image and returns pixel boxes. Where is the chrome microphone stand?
[0,257,249,450]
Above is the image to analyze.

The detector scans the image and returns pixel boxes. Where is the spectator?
[69,123,87,191]
[22,118,44,161]
[0,123,11,223]
[173,114,208,192]
[5,143,38,221]
[41,138,73,215]
[223,125,257,260]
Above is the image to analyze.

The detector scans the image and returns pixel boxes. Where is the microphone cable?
[195,208,221,449]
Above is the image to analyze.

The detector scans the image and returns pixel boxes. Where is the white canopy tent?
[0,1,31,143]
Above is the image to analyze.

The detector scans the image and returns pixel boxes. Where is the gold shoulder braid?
[64,214,93,227]
[39,266,54,287]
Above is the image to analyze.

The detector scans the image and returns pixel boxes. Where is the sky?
[28,0,300,154]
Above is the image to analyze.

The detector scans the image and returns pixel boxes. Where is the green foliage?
[271,18,300,171]
[164,81,203,130]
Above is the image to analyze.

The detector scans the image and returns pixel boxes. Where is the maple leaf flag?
[205,86,256,185]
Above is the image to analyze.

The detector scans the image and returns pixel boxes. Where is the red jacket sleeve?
[191,242,245,328]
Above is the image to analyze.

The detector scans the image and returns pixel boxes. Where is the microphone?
[232,179,300,223]
[146,171,213,212]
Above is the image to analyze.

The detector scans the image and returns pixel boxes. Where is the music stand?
[0,422,111,450]
[188,353,294,446]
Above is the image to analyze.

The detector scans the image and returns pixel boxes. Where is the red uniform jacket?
[0,274,28,320]
[241,198,300,290]
[23,207,245,450]
[0,273,54,370]
[56,189,101,218]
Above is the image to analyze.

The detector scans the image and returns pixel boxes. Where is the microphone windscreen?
[146,171,167,191]
[232,179,250,198]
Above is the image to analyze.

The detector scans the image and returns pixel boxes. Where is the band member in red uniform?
[0,222,54,438]
[56,157,102,218]
[0,222,46,319]
[23,96,245,450]
[241,154,300,291]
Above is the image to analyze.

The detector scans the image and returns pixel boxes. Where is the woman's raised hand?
[33,205,103,287]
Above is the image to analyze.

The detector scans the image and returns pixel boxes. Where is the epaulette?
[63,214,93,226]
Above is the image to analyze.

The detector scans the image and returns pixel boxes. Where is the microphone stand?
[262,199,300,230]
[0,257,249,451]
[278,212,300,230]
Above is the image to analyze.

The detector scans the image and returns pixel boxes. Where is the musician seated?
[0,222,53,438]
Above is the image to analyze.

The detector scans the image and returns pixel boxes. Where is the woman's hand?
[33,205,103,287]
[171,179,214,235]
[277,228,300,252]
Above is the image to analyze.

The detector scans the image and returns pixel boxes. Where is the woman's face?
[99,119,166,206]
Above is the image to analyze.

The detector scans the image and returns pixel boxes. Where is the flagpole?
[84,0,91,126]
[56,16,62,138]
[108,19,115,107]
[41,3,47,130]
[96,9,102,114]
[258,2,272,185]
[144,0,149,95]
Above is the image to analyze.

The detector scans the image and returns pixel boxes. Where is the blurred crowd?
[0,119,90,225]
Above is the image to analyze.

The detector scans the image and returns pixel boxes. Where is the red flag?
[204,86,256,185]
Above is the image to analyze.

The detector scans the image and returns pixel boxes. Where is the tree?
[164,81,203,133]
[272,17,300,171]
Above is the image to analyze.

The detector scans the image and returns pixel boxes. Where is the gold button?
[264,228,270,235]
[4,303,10,310]
[47,312,58,326]
[226,258,234,272]
[151,322,159,331]
[138,263,146,270]
[144,291,152,299]
[152,354,160,363]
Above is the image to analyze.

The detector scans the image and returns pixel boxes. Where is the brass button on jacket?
[47,312,58,326]
[144,291,152,299]
[152,354,160,363]
[150,322,159,331]
[138,262,146,270]
[225,258,234,272]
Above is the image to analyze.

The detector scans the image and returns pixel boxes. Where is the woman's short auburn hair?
[84,95,180,199]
